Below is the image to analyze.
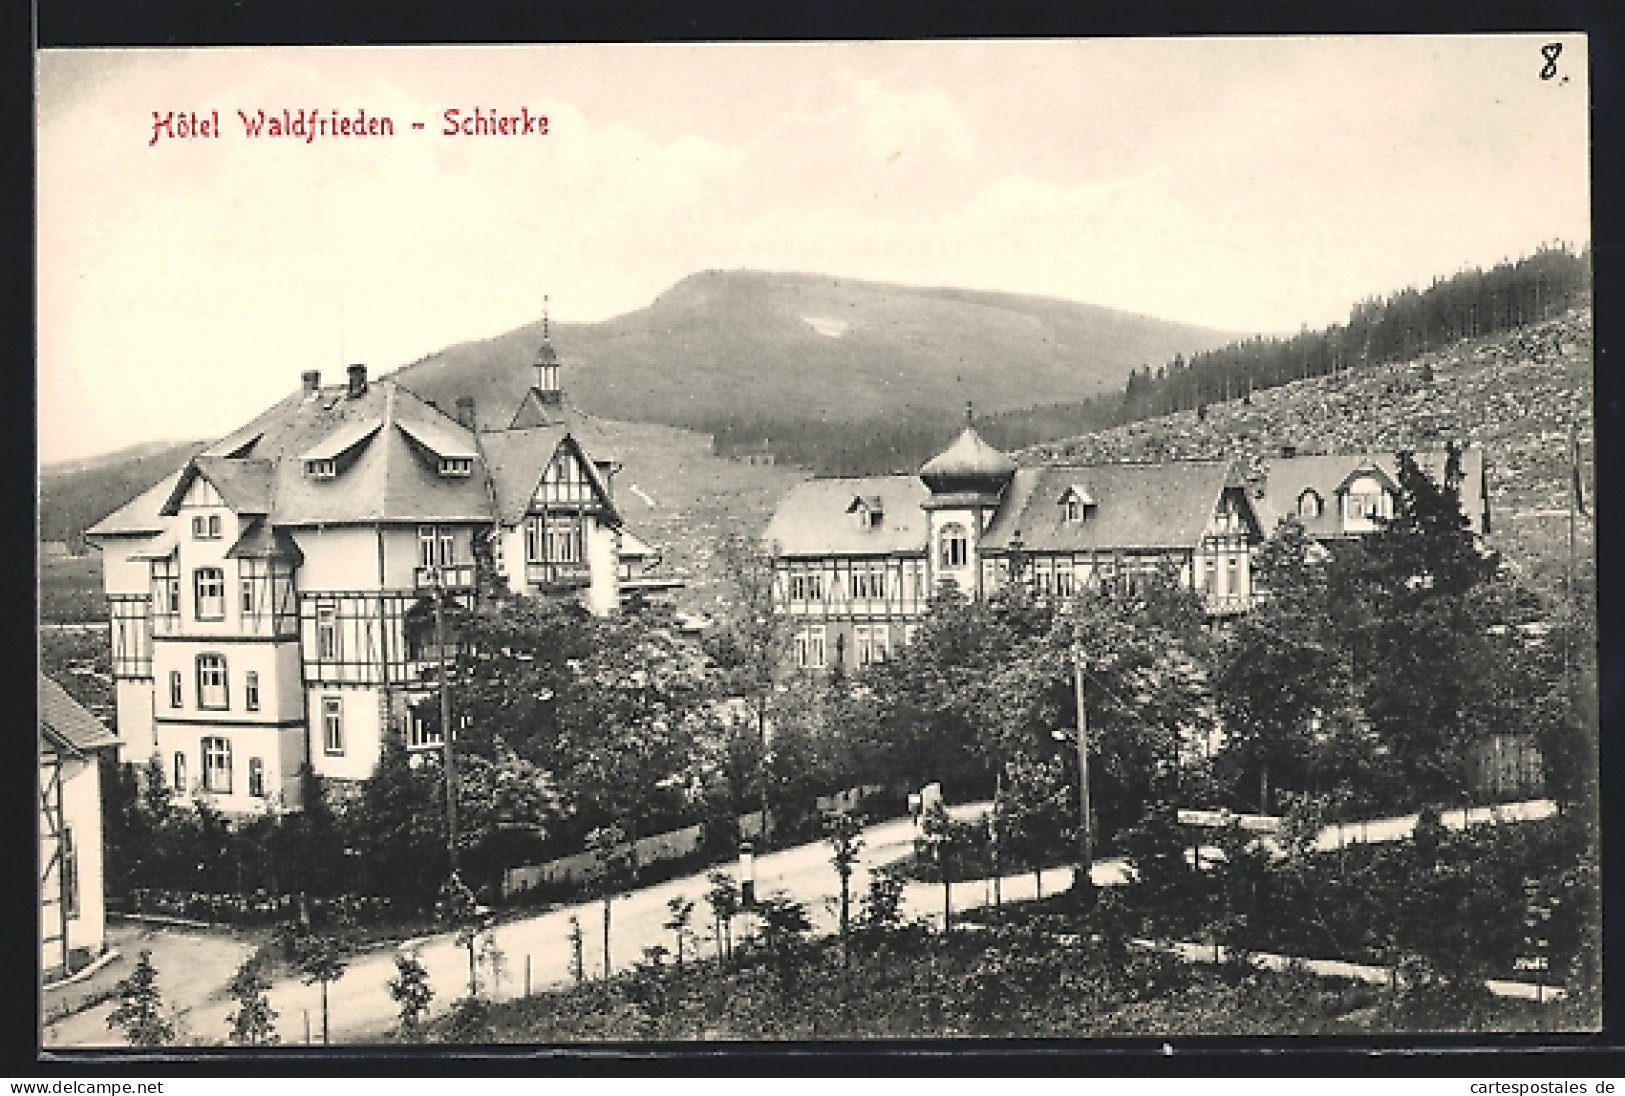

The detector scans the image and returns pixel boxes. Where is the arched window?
[1297,490,1323,519]
[939,523,969,569]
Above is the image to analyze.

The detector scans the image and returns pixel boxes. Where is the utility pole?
[1072,645,1094,899]
[434,568,459,874]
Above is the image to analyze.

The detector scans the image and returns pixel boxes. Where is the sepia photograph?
[36,36,1597,1052]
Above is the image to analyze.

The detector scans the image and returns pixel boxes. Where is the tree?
[1213,517,1350,813]
[664,895,696,972]
[704,870,740,965]
[1346,447,1502,805]
[225,956,279,1045]
[824,811,864,969]
[387,950,434,1038]
[292,933,347,1044]
[997,753,1073,899]
[585,823,631,978]
[435,872,485,997]
[106,950,174,1047]
[754,892,814,995]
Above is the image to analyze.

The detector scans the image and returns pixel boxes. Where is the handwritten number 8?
[1541,43,1562,80]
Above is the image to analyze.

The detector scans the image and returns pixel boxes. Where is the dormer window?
[1059,485,1096,523]
[438,457,473,478]
[1297,490,1323,519]
[847,495,885,529]
[305,459,336,479]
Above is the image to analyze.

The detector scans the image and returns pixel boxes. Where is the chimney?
[1278,443,1297,459]
[301,370,321,394]
[454,396,477,429]
[346,363,368,399]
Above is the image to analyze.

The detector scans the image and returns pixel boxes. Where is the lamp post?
[1053,644,1093,902]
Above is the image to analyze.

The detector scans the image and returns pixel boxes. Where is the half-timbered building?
[763,416,1265,673]
[1259,446,1490,540]
[40,675,118,981]
[86,328,659,812]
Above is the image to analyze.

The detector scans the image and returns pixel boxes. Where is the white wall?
[586,520,620,616]
[113,678,156,761]
[289,526,383,590]
[306,687,384,782]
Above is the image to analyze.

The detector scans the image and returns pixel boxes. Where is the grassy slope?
[1021,307,1595,597]
[390,270,1239,433]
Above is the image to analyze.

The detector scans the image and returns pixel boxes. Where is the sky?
[37,37,1591,464]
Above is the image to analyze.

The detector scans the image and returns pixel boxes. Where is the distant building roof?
[1260,447,1488,537]
[40,675,118,757]
[765,476,932,557]
[982,461,1245,552]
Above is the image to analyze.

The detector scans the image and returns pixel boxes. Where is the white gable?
[181,476,224,508]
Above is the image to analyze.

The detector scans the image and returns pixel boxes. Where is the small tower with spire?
[918,401,1016,597]
[510,294,567,429]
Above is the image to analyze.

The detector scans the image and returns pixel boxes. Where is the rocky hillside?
[1023,308,1595,595]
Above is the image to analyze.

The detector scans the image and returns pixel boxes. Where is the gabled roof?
[764,476,932,557]
[225,518,306,563]
[85,471,181,538]
[1334,462,1400,497]
[1260,448,1488,537]
[40,675,118,756]
[477,427,620,527]
[981,461,1240,552]
[846,494,885,514]
[159,457,276,516]
[510,388,569,430]
[1058,483,1097,507]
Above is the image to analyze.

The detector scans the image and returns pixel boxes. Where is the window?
[173,751,187,792]
[789,572,825,602]
[322,696,344,755]
[61,827,79,918]
[438,457,473,477]
[191,516,205,539]
[408,711,444,750]
[794,626,827,669]
[850,566,886,600]
[1204,557,1218,593]
[1055,570,1076,597]
[152,559,181,618]
[543,519,580,564]
[419,525,459,567]
[196,654,228,709]
[305,458,336,478]
[871,624,890,664]
[1066,498,1081,522]
[1297,490,1323,519]
[245,671,260,712]
[939,523,969,569]
[1347,493,1380,519]
[248,758,266,798]
[208,514,221,538]
[241,577,257,615]
[317,604,339,660]
[169,670,183,708]
[194,567,225,620]
[903,623,919,647]
[202,736,232,794]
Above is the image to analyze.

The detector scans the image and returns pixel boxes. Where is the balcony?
[525,561,591,590]
[414,564,476,591]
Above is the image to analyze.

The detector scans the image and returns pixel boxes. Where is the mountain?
[1021,307,1595,597]
[389,270,1241,435]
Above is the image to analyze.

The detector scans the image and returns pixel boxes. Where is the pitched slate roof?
[764,476,932,557]
[85,471,181,538]
[40,674,118,756]
[225,518,306,562]
[980,461,1238,553]
[159,457,276,516]
[1260,448,1488,537]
